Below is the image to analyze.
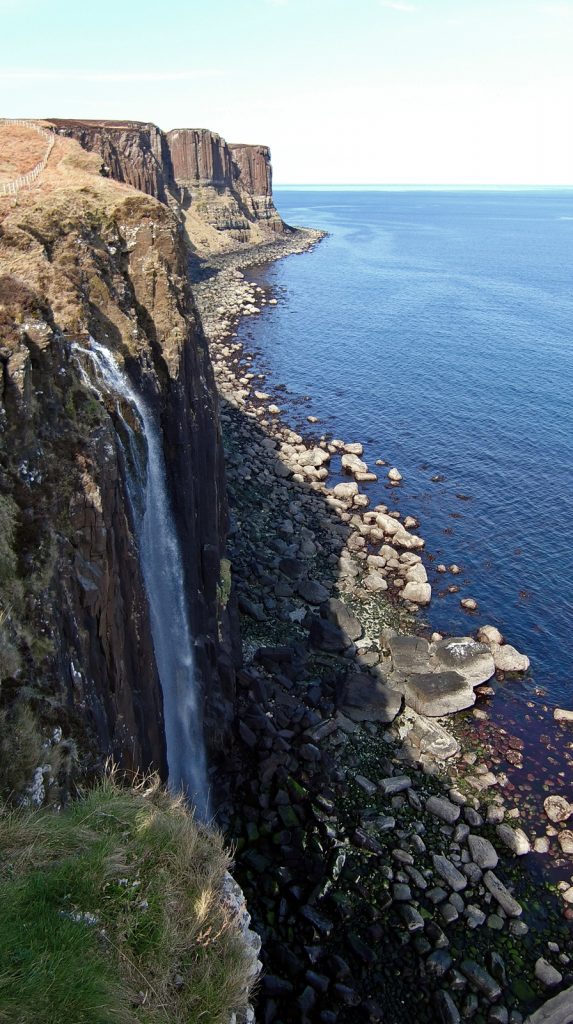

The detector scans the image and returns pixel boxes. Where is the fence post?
[0,118,55,196]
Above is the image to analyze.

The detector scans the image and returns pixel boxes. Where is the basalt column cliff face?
[0,129,235,792]
[167,128,289,249]
[229,143,286,233]
[48,119,173,203]
[47,119,290,254]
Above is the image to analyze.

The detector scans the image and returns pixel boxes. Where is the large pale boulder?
[544,795,573,823]
[405,563,428,584]
[394,670,475,717]
[525,983,573,1023]
[386,633,488,716]
[477,624,504,646]
[333,481,359,500]
[298,447,330,468]
[490,642,530,673]
[429,637,495,687]
[401,581,431,605]
[341,453,368,476]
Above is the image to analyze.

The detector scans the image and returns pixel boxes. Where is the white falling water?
[73,338,209,819]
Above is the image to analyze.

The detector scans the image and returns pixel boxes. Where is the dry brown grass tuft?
[0,125,48,182]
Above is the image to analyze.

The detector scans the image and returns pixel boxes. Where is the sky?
[2,0,573,185]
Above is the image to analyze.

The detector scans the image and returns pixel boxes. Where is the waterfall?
[73,338,209,819]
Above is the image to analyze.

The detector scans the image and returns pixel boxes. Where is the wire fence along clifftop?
[0,119,54,196]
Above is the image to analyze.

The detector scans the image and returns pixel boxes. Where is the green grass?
[0,774,255,1023]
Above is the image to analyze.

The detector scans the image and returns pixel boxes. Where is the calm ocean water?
[240,188,573,713]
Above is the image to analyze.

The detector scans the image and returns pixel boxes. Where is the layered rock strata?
[0,129,234,784]
[47,119,289,253]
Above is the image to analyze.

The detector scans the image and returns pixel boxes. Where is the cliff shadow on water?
[207,381,573,1024]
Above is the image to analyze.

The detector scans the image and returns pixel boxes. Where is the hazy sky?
[2,0,573,184]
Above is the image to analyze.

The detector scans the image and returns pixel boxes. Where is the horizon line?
[274,182,573,189]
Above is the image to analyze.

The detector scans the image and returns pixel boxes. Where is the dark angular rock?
[309,616,349,652]
[434,990,461,1024]
[460,960,502,1002]
[301,906,334,936]
[262,975,294,996]
[426,950,453,978]
[321,597,362,641]
[340,672,403,723]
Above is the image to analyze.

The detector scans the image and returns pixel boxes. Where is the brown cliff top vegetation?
[0,124,49,183]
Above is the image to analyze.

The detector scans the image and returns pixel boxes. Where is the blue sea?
[239,188,573,726]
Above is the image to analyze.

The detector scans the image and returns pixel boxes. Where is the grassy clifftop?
[0,775,255,1023]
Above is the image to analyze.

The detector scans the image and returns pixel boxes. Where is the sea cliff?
[1,118,572,1024]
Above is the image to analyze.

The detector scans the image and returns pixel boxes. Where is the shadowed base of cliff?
[0,772,257,1024]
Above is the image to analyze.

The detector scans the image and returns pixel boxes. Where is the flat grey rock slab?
[525,984,573,1024]
[397,670,475,717]
[409,713,461,759]
[429,636,495,687]
[483,870,523,917]
[339,672,403,723]
[387,633,431,674]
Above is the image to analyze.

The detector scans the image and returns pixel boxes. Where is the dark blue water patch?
[238,189,573,709]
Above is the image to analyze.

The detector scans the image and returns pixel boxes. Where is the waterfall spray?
[74,339,209,819]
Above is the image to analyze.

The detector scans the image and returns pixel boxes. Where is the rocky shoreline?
[193,229,573,1024]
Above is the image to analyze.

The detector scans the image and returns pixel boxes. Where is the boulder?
[344,442,364,455]
[525,984,573,1023]
[341,453,368,476]
[388,467,402,482]
[407,713,460,759]
[309,617,348,653]
[429,637,495,687]
[405,562,428,584]
[490,642,530,673]
[333,481,358,500]
[468,835,498,869]
[554,708,573,723]
[395,670,475,717]
[477,624,504,646]
[387,634,430,675]
[339,672,403,724]
[426,796,461,824]
[495,823,531,856]
[401,581,432,605]
[375,512,402,536]
[297,579,330,604]
[363,572,388,593]
[298,447,330,468]
[544,795,573,823]
[320,597,362,642]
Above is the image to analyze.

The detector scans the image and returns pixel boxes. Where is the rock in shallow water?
[544,795,573,823]
[490,642,530,673]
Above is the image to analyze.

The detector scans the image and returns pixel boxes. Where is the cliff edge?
[48,118,290,254]
[0,123,235,794]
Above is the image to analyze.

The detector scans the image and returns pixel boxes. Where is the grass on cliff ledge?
[0,773,253,1024]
